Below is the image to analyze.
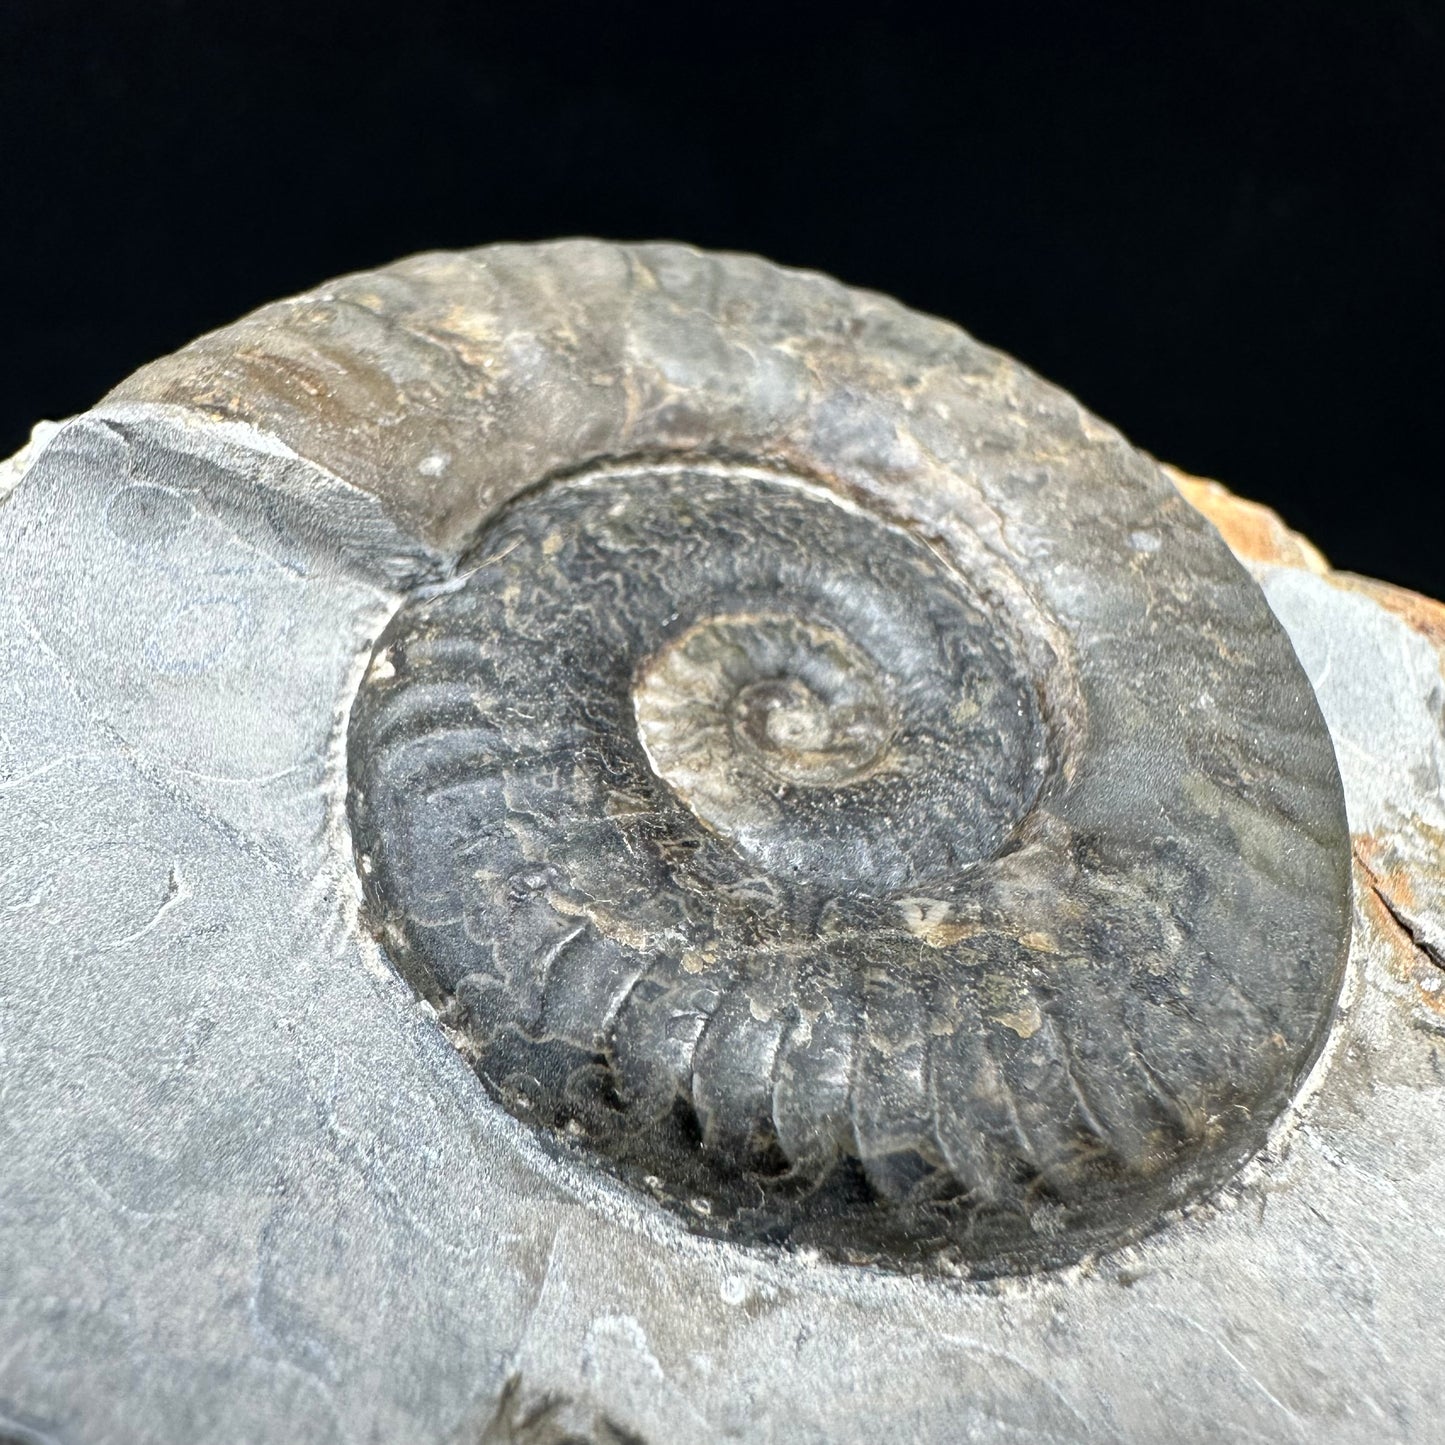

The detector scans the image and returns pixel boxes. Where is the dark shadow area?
[2,0,1439,593]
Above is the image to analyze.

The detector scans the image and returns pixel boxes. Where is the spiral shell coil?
[109,240,1351,1273]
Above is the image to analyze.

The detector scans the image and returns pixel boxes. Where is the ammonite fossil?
[108,240,1351,1275]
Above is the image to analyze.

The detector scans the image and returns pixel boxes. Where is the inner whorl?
[347,454,1344,1274]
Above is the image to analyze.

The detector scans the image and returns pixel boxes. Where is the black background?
[3,1,1440,594]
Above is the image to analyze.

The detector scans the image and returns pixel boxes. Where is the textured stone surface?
[0,243,1437,1441]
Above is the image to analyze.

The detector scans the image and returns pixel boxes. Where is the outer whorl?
[111,240,1352,1274]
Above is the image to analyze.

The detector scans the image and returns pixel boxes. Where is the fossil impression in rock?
[105,241,1351,1274]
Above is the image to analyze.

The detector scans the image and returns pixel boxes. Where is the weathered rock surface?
[0,248,1441,1443]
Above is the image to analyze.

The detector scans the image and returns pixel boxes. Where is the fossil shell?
[110,240,1351,1274]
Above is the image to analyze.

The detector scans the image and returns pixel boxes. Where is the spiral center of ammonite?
[635,613,900,819]
[733,673,883,778]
